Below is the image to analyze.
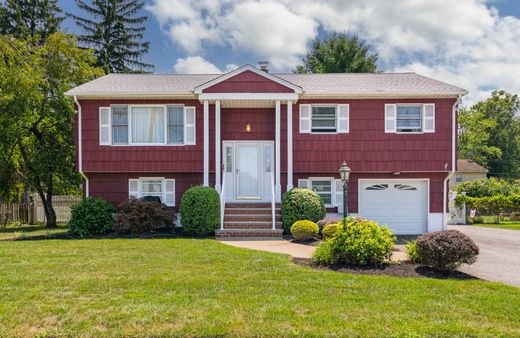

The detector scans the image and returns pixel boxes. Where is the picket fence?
[0,195,82,225]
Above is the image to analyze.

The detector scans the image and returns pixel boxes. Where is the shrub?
[113,199,174,234]
[291,220,319,241]
[313,217,395,266]
[322,222,341,240]
[69,198,114,237]
[180,185,220,236]
[455,177,520,198]
[317,217,340,233]
[282,188,326,231]
[406,240,420,263]
[415,230,479,271]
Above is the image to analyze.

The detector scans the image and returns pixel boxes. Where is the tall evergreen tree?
[294,32,379,74]
[70,0,153,73]
[0,0,63,43]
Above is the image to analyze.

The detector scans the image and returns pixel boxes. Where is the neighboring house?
[65,64,467,237]
[450,159,488,190]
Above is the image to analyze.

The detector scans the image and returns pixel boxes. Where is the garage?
[358,179,428,235]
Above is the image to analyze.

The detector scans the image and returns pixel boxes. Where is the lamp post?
[339,161,351,220]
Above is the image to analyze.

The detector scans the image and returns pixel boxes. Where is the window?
[102,105,196,146]
[128,178,175,206]
[366,184,388,191]
[167,106,184,144]
[455,173,463,183]
[396,105,422,133]
[311,106,336,133]
[131,106,165,144]
[112,105,128,144]
[311,180,332,205]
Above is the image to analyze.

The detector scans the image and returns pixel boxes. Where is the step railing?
[270,171,276,230]
[220,173,226,230]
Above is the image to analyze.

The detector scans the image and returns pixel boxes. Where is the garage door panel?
[359,180,427,235]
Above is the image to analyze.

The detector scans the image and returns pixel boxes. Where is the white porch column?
[203,100,209,186]
[215,100,221,192]
[286,100,293,191]
[275,100,281,202]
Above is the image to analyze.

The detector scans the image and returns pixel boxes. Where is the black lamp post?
[339,161,351,220]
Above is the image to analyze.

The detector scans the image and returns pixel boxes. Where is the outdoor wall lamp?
[245,123,252,132]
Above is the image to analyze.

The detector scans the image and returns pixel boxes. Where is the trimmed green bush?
[317,217,340,233]
[113,199,174,234]
[291,220,319,241]
[281,188,326,231]
[313,217,395,266]
[180,186,220,236]
[415,230,479,271]
[69,197,114,237]
[322,222,341,240]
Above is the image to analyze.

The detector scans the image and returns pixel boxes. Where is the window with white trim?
[298,177,343,209]
[312,106,336,133]
[396,105,422,132]
[311,180,332,205]
[385,103,435,134]
[102,105,195,146]
[128,177,175,206]
[455,173,463,183]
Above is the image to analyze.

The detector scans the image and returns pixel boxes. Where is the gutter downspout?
[442,95,461,229]
[74,96,89,197]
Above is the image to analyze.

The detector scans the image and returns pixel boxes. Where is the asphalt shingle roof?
[457,160,488,173]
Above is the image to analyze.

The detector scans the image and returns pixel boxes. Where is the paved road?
[449,225,520,288]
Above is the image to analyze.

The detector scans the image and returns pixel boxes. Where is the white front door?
[222,141,274,202]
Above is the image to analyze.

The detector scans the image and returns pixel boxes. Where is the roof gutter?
[442,95,462,229]
[73,96,89,197]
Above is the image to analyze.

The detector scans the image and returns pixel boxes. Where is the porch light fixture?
[245,123,252,132]
[393,171,401,176]
[339,161,351,220]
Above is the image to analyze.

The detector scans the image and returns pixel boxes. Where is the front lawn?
[473,223,520,230]
[0,224,69,240]
[0,239,519,336]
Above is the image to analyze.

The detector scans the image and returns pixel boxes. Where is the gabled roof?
[193,64,303,94]
[457,159,488,173]
[65,65,468,98]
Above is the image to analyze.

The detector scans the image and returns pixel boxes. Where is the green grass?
[0,224,69,240]
[473,223,520,230]
[0,239,519,336]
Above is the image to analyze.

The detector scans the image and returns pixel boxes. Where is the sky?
[59,0,520,105]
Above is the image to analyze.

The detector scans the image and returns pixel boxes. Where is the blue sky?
[60,0,520,105]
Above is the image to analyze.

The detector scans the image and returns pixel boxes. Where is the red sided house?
[66,64,467,237]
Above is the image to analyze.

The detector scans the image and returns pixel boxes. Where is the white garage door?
[358,180,428,234]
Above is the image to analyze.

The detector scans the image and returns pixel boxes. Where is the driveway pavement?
[449,224,520,288]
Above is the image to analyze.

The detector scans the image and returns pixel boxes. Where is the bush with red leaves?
[113,199,175,234]
[415,230,479,271]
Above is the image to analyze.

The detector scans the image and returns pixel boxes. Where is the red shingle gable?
[203,70,295,93]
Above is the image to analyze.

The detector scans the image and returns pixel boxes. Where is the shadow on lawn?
[293,257,479,281]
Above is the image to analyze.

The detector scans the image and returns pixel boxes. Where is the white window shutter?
[184,106,196,145]
[128,179,139,199]
[298,179,310,189]
[423,104,435,133]
[384,104,397,133]
[164,179,175,206]
[335,179,344,213]
[337,104,349,133]
[299,105,311,133]
[99,107,111,145]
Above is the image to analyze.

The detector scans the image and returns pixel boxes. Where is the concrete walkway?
[449,224,520,288]
[219,238,408,261]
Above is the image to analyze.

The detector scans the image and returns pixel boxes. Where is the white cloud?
[148,0,520,104]
[173,56,237,74]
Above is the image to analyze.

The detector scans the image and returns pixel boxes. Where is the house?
[450,159,488,190]
[65,64,467,237]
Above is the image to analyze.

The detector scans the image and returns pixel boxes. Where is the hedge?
[455,194,520,214]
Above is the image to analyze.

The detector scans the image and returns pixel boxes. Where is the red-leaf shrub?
[415,230,479,271]
[114,199,174,234]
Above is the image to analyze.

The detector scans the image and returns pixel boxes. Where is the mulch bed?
[293,257,479,280]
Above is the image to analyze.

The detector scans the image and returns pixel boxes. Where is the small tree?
[0,33,103,227]
[294,32,379,74]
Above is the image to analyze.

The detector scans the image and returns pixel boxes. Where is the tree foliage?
[294,32,379,74]
[459,90,520,178]
[0,33,103,226]
[70,0,153,73]
[0,0,63,43]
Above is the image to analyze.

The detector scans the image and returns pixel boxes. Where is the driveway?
[449,225,520,288]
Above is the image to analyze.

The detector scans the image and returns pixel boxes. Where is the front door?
[222,141,273,202]
[236,143,262,199]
